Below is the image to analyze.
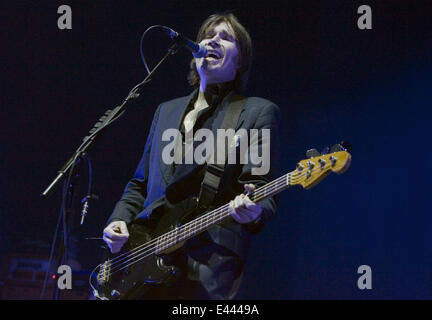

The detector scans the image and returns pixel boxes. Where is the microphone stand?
[40,42,180,300]
[53,155,82,300]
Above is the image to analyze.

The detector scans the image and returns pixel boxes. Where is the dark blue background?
[1,0,431,299]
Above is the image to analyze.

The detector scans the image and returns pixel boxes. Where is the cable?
[140,25,172,75]
[39,181,65,299]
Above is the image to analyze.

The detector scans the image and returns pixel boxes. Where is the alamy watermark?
[57,5,371,31]
[357,264,372,290]
[161,128,271,175]
[57,5,72,30]
[357,5,372,30]
[57,264,72,290]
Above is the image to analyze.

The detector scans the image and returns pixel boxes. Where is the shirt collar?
[204,81,237,107]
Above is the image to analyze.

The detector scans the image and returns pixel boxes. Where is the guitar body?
[95,201,200,300]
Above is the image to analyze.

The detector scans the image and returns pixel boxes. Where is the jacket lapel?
[167,90,247,186]
[160,89,198,185]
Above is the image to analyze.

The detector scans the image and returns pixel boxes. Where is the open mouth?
[206,51,222,60]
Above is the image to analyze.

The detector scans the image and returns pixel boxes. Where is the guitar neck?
[154,172,293,254]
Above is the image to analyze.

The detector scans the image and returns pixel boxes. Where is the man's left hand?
[229,184,262,224]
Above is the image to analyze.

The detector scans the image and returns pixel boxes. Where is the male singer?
[102,12,280,299]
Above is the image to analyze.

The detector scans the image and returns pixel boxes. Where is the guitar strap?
[197,93,246,209]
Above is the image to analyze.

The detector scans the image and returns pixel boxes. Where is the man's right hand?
[103,220,130,253]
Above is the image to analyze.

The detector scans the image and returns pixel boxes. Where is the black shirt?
[166,81,238,204]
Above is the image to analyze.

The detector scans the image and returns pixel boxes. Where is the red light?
[52,274,56,279]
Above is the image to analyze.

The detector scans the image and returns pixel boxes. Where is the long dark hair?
[187,13,253,93]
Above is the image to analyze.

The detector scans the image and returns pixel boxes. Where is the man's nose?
[208,37,220,48]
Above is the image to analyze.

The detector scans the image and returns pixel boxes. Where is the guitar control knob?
[307,161,315,169]
[296,163,304,171]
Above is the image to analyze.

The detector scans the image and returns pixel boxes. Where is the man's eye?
[222,33,234,41]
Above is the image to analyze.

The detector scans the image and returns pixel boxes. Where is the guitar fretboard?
[153,172,294,254]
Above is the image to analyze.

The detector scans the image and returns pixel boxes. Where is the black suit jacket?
[107,88,281,261]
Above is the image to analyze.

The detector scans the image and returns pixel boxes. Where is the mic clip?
[80,194,99,225]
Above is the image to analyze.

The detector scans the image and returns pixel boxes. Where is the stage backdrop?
[1,0,431,299]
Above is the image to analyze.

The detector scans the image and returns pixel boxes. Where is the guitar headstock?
[289,143,352,189]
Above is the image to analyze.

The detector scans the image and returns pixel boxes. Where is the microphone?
[165,28,207,58]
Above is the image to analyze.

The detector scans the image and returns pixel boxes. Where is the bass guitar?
[90,144,352,299]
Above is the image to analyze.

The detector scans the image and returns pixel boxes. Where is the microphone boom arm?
[41,42,179,198]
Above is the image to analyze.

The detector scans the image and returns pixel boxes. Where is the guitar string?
[104,172,293,275]
[104,164,331,276]
[104,158,340,276]
[104,166,323,276]
[105,165,326,276]
[106,173,294,277]
[105,171,289,266]
[93,167,299,295]
[104,155,342,269]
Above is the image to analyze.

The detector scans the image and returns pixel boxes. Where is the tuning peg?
[306,148,320,158]
[341,141,352,153]
[330,141,352,153]
[330,144,343,153]
[321,146,329,155]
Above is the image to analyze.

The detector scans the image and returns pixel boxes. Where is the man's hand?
[228,184,262,224]
[103,220,130,253]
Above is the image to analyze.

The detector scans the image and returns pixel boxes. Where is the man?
[102,12,280,299]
